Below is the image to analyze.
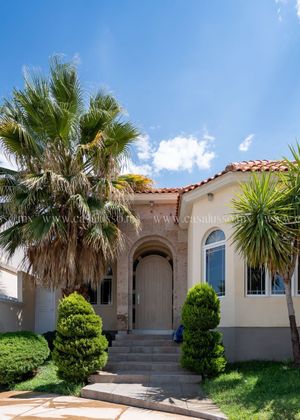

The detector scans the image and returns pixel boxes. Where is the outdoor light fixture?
[207,192,214,201]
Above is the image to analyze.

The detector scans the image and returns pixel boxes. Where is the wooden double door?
[135,255,172,330]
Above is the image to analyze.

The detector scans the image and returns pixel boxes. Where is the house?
[1,159,299,361]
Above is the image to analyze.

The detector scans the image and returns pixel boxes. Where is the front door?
[135,254,172,329]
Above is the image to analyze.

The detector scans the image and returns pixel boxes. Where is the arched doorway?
[132,246,173,330]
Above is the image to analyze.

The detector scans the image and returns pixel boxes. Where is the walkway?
[0,391,206,419]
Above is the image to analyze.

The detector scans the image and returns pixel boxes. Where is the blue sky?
[1,0,300,187]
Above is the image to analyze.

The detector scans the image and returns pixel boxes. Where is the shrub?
[181,283,226,377]
[53,292,108,382]
[0,331,50,385]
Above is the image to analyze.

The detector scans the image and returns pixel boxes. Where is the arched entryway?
[131,241,174,331]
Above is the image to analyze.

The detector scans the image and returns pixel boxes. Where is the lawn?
[11,359,83,396]
[203,361,300,420]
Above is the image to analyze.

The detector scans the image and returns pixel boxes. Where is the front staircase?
[81,333,227,420]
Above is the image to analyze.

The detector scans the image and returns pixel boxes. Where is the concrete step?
[115,334,172,341]
[109,345,181,354]
[112,339,177,347]
[89,371,202,384]
[105,361,187,373]
[108,352,180,362]
[81,382,227,420]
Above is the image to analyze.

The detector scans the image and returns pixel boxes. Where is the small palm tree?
[0,57,150,289]
[231,148,300,366]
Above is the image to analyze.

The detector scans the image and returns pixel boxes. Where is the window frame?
[244,263,299,297]
[203,229,226,298]
[245,264,267,297]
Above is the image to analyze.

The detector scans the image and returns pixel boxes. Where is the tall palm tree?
[231,156,300,366]
[0,57,149,289]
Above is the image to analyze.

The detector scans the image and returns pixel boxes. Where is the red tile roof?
[135,187,181,194]
[175,160,288,218]
[133,160,289,218]
[179,160,288,195]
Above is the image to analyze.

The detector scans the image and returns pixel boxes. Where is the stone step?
[112,339,177,347]
[81,382,227,420]
[109,345,181,354]
[105,361,187,373]
[108,352,180,362]
[115,334,172,341]
[89,371,202,384]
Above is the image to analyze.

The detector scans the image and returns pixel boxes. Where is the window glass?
[205,230,225,245]
[271,273,285,295]
[206,244,225,296]
[86,284,97,304]
[247,266,266,295]
[101,278,112,305]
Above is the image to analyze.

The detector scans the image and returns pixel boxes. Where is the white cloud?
[136,134,152,161]
[121,160,152,176]
[296,0,300,18]
[239,134,254,152]
[123,130,216,176]
[152,135,215,173]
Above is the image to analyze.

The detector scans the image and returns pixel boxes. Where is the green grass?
[11,359,83,396]
[203,361,300,420]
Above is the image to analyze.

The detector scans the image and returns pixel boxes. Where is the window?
[86,284,97,305]
[271,272,285,295]
[247,266,266,295]
[204,229,225,296]
[85,267,113,305]
[100,278,112,305]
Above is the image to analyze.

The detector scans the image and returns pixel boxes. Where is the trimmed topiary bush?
[181,283,226,377]
[53,292,108,382]
[0,331,50,385]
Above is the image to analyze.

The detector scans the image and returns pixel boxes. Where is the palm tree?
[0,57,150,290]
[231,152,300,366]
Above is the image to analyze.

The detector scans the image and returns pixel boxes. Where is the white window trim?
[244,264,267,297]
[203,237,226,298]
[245,263,297,297]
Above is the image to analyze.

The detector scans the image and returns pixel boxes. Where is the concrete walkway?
[0,391,206,419]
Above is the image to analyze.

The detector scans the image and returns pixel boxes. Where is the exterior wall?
[186,177,300,361]
[0,271,35,332]
[116,200,187,331]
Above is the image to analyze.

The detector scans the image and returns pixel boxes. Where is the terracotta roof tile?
[133,160,289,219]
[135,187,181,194]
[175,160,288,218]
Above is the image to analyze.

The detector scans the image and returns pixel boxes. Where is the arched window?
[203,229,225,296]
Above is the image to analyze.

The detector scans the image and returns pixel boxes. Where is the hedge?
[0,331,50,385]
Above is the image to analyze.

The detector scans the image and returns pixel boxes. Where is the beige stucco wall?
[0,272,35,332]
[186,177,300,328]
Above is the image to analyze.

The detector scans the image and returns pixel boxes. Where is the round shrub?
[182,283,220,330]
[53,292,108,383]
[181,283,226,377]
[0,331,50,385]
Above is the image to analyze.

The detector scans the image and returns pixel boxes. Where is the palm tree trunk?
[284,276,300,366]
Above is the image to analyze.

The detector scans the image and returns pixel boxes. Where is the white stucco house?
[1,159,299,361]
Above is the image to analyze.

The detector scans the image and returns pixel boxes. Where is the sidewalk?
[0,391,205,419]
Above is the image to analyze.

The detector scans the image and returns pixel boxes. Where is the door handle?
[137,294,140,305]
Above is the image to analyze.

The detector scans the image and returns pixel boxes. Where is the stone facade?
[116,199,187,331]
